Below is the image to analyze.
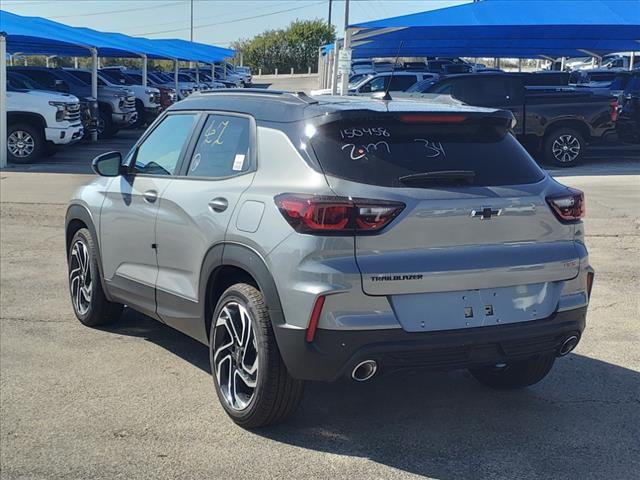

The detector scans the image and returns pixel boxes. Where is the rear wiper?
[398,170,476,185]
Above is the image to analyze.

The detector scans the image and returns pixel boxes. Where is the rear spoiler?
[311,108,516,130]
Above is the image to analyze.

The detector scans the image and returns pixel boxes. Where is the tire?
[7,123,44,164]
[469,353,556,390]
[209,283,304,428]
[133,100,146,128]
[97,109,116,139]
[543,127,585,167]
[68,228,123,327]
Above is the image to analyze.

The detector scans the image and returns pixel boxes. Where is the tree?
[231,19,335,74]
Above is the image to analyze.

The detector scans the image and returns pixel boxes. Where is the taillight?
[275,194,404,235]
[546,189,585,223]
[610,98,619,122]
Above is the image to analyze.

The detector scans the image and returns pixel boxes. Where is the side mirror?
[54,79,69,93]
[92,151,123,177]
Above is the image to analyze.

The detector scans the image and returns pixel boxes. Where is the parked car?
[235,66,253,86]
[442,63,473,74]
[570,69,634,97]
[5,71,84,163]
[65,69,140,135]
[214,62,244,87]
[104,69,176,110]
[179,68,226,90]
[66,90,594,427]
[373,61,401,73]
[148,71,199,100]
[10,66,137,139]
[7,68,98,137]
[601,53,636,70]
[420,73,619,166]
[402,61,427,71]
[616,71,640,143]
[98,67,162,126]
[525,71,571,86]
[311,72,438,96]
[351,59,375,75]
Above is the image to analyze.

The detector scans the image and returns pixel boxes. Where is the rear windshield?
[309,118,544,187]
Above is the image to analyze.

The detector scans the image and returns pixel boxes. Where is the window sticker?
[232,154,245,171]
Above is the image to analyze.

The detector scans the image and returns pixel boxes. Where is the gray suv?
[66,90,594,428]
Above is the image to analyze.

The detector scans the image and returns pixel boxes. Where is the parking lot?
[1,117,639,479]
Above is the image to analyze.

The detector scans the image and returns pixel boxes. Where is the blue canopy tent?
[348,0,640,59]
[0,9,234,165]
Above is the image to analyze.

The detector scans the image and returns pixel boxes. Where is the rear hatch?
[309,110,580,331]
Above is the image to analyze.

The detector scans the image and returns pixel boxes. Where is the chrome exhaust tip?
[351,360,378,382]
[558,335,579,357]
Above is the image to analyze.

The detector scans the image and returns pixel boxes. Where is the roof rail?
[197,88,318,104]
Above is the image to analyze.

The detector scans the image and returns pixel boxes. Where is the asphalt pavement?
[1,101,639,479]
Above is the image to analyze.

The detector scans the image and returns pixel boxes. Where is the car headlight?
[49,101,68,122]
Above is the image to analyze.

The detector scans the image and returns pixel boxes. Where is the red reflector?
[586,272,595,299]
[275,194,404,235]
[546,189,585,223]
[610,99,619,122]
[306,295,326,343]
[398,114,467,123]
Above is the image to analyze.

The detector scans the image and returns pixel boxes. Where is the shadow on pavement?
[107,308,640,480]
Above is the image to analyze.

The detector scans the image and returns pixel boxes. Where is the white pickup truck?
[6,72,84,164]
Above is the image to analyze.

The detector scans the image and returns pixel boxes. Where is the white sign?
[338,49,352,75]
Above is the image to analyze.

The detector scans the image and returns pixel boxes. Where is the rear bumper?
[274,306,587,382]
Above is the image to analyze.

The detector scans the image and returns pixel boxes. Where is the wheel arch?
[7,112,47,132]
[65,204,113,301]
[543,119,591,142]
[200,243,286,343]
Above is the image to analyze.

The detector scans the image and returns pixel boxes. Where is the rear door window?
[186,114,251,178]
[309,117,544,187]
[389,75,418,91]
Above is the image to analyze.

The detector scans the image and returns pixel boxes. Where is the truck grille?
[64,103,81,123]
[124,95,136,111]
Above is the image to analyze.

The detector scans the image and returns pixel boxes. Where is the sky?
[1,0,467,47]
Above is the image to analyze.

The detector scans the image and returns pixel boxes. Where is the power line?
[48,2,183,19]
[126,1,293,34]
[138,0,327,36]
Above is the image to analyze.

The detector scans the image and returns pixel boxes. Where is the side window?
[360,76,386,93]
[187,114,251,178]
[431,80,453,95]
[133,114,197,175]
[389,75,418,91]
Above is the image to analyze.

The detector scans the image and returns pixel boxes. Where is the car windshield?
[101,70,130,85]
[7,72,46,91]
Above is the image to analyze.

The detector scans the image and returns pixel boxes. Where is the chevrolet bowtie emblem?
[471,207,502,220]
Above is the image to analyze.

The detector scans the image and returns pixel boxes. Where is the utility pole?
[339,0,351,96]
[328,0,332,28]
[190,0,194,41]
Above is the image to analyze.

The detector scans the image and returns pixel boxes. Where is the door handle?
[208,197,228,212]
[143,189,158,203]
